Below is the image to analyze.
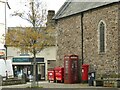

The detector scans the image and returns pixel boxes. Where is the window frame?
[98,20,106,54]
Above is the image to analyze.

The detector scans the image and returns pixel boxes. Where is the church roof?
[53,0,120,19]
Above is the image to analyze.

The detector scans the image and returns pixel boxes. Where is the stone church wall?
[56,3,119,78]
[83,3,119,77]
[56,15,82,67]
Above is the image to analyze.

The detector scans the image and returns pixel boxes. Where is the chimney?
[47,10,55,26]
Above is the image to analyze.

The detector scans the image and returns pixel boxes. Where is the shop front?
[12,57,45,81]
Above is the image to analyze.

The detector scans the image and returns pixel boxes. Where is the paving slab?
[1,81,120,90]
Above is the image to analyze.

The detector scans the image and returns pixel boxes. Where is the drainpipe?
[81,13,84,65]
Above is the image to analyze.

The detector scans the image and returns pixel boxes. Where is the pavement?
[0,81,120,90]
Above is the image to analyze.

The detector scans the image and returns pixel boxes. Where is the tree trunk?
[32,49,37,87]
[31,1,37,87]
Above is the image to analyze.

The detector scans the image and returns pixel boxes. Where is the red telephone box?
[64,55,79,84]
[82,64,89,82]
[54,67,64,83]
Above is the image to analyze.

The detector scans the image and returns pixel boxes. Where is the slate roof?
[53,0,120,19]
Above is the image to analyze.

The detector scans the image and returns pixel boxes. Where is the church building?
[53,0,120,79]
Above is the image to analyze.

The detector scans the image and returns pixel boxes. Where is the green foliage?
[6,0,55,54]
[6,27,54,54]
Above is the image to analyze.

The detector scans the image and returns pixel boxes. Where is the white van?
[0,59,14,78]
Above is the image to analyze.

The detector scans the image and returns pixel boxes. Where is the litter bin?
[88,72,95,86]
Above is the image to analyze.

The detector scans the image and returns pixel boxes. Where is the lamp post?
[0,0,11,34]
[0,0,11,60]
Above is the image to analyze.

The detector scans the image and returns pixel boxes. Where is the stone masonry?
[56,15,82,67]
[83,3,119,76]
[55,3,120,78]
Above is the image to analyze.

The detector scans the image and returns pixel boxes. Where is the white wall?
[0,24,5,49]
[7,47,21,58]
[37,46,56,79]
[0,1,6,49]
[0,59,6,76]
[37,46,56,60]
[7,46,57,80]
[7,46,56,60]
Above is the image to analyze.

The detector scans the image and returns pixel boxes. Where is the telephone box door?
[64,55,79,84]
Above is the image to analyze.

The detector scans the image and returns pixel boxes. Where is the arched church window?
[99,21,106,53]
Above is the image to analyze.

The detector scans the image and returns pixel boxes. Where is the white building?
[7,46,56,80]
[0,24,5,50]
[6,10,56,80]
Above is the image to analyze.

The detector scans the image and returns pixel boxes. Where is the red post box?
[54,67,64,83]
[82,64,89,82]
[64,55,79,84]
[48,69,55,82]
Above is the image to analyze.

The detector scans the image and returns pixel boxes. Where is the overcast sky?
[0,0,65,49]
[7,0,66,27]
[0,0,65,27]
